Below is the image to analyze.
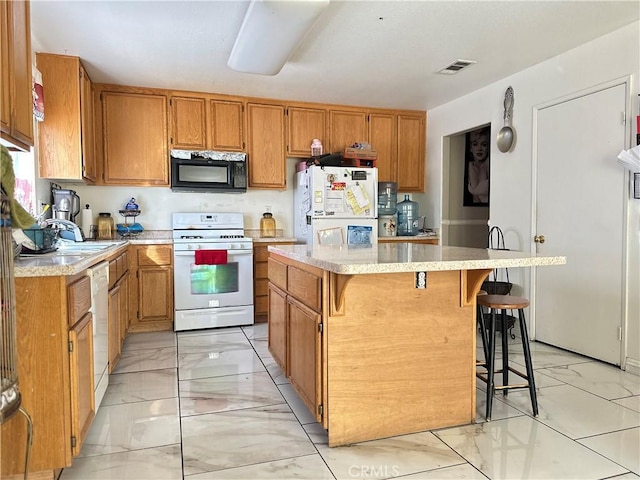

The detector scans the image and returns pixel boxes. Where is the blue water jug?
[397,194,418,236]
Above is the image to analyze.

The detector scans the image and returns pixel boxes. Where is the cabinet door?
[118,273,129,345]
[210,99,244,151]
[0,2,9,133]
[247,102,286,189]
[102,91,168,185]
[171,96,207,150]
[0,0,33,150]
[69,313,95,457]
[287,106,325,157]
[80,65,97,183]
[397,114,425,192]
[328,110,367,154]
[369,112,396,183]
[287,296,322,423]
[108,282,121,372]
[138,266,173,325]
[268,284,287,373]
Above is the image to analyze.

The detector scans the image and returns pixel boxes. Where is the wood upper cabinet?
[397,113,426,192]
[128,244,174,332]
[36,53,96,182]
[0,0,33,151]
[170,94,244,151]
[210,99,244,151]
[100,89,169,185]
[247,102,286,189]
[368,112,397,183]
[328,109,368,154]
[286,105,326,158]
[171,95,207,150]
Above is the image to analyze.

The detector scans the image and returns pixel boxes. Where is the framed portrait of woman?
[463,126,490,207]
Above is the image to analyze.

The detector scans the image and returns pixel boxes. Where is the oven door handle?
[174,250,253,256]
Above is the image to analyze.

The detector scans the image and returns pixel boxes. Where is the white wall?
[417,22,640,370]
[51,158,302,234]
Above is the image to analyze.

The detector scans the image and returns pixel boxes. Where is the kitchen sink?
[20,240,126,257]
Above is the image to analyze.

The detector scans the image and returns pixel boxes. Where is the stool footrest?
[476,366,532,384]
[495,383,530,391]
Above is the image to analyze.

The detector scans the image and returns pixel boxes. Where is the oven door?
[173,246,254,311]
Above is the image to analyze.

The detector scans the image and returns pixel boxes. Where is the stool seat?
[478,289,488,296]
[478,294,529,310]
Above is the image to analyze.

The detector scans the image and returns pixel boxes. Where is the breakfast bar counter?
[267,243,565,447]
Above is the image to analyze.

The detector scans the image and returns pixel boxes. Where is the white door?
[534,83,627,365]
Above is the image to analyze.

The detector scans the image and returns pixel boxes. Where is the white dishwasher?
[87,261,109,410]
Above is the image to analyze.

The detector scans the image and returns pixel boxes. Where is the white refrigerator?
[294,165,378,247]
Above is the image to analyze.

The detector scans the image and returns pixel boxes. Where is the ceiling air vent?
[437,59,477,75]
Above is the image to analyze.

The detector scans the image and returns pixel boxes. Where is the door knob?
[534,235,546,244]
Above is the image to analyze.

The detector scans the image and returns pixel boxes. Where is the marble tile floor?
[60,323,640,480]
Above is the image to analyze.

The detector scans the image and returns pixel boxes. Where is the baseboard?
[624,357,640,376]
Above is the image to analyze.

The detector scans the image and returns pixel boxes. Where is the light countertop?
[267,243,566,275]
[14,230,172,278]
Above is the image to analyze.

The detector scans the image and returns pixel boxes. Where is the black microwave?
[170,151,247,193]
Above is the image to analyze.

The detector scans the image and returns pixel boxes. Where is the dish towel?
[195,249,227,265]
[1,145,35,228]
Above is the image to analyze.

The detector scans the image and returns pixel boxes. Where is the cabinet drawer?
[137,245,172,266]
[254,245,269,262]
[68,275,92,326]
[109,259,117,289]
[287,266,321,312]
[268,257,287,291]
[116,252,127,279]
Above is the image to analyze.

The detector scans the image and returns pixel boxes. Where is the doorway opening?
[441,125,490,247]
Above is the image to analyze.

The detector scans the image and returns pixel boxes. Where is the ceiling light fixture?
[228,0,330,76]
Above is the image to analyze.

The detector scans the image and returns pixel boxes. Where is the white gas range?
[172,212,254,331]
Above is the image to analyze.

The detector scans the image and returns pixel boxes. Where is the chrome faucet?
[43,218,84,242]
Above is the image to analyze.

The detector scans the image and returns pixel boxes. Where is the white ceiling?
[30,1,639,111]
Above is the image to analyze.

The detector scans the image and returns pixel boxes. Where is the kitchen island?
[267,243,565,447]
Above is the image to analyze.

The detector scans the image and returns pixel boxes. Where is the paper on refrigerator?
[617,144,640,172]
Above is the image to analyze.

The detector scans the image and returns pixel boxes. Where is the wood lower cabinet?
[36,53,97,182]
[1,273,96,477]
[268,283,288,372]
[98,88,169,185]
[68,312,95,457]
[254,241,294,322]
[287,295,322,419]
[0,0,33,151]
[108,279,122,372]
[268,256,325,424]
[246,102,286,189]
[108,249,129,372]
[128,244,174,332]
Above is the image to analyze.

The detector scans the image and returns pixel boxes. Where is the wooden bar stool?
[476,294,538,420]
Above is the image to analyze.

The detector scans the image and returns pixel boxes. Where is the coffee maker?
[52,186,81,223]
